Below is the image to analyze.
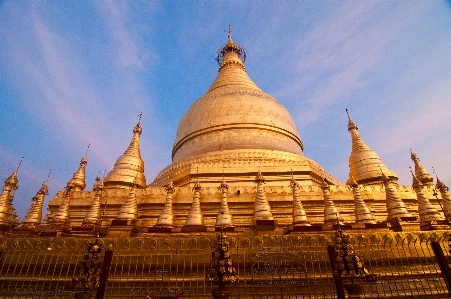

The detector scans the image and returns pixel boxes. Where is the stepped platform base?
[330,224,353,230]
[215,226,235,232]
[252,220,276,233]
[420,220,450,231]
[147,226,173,233]
[293,225,322,232]
[8,225,39,238]
[38,223,71,237]
[0,223,15,236]
[364,222,388,229]
[389,217,420,232]
[108,219,141,237]
[181,225,207,233]
[71,224,103,237]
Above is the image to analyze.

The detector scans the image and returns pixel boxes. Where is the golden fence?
[0,231,450,299]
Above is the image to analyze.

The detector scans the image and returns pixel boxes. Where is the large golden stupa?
[1,30,451,299]
[153,33,340,189]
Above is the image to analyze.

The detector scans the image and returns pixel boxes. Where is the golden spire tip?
[225,24,232,39]
[17,156,24,171]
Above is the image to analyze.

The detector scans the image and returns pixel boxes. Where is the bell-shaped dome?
[172,34,303,163]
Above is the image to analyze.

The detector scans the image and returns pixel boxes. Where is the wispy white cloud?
[277,2,428,124]
[95,0,150,69]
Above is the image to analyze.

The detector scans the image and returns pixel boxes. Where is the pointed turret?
[436,176,451,219]
[42,207,51,225]
[349,177,376,224]
[51,155,89,224]
[185,180,205,226]
[346,109,397,185]
[412,172,442,222]
[67,155,88,191]
[155,181,175,227]
[322,179,342,225]
[116,181,138,220]
[0,164,21,233]
[381,171,412,220]
[21,179,49,227]
[254,171,274,222]
[208,26,258,93]
[215,179,234,229]
[104,114,146,188]
[410,150,433,186]
[290,176,310,226]
[82,176,103,225]
[51,186,73,224]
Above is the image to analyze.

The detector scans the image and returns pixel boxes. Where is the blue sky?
[1,1,450,219]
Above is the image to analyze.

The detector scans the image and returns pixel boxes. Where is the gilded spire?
[254,171,274,221]
[206,27,260,94]
[82,176,103,225]
[67,154,88,191]
[411,171,442,222]
[322,178,342,225]
[381,171,412,220]
[42,208,51,225]
[215,179,234,228]
[155,181,175,227]
[21,176,49,226]
[104,113,146,188]
[0,159,23,230]
[116,181,138,220]
[349,176,376,224]
[185,180,205,226]
[290,175,310,226]
[436,176,451,219]
[215,25,247,72]
[410,150,433,186]
[51,186,73,224]
[346,108,397,185]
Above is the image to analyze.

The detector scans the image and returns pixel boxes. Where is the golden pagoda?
[17,178,49,229]
[103,114,146,188]
[411,150,434,186]
[0,160,21,234]
[348,176,376,224]
[2,28,451,298]
[152,30,340,188]
[346,108,397,185]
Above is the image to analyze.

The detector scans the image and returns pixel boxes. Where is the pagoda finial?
[215,179,234,229]
[410,166,442,222]
[216,26,246,69]
[345,107,357,131]
[116,176,138,221]
[349,176,376,224]
[433,169,451,220]
[346,109,398,185]
[67,153,88,191]
[185,179,205,226]
[155,180,176,228]
[17,156,24,171]
[104,115,146,188]
[83,174,104,225]
[254,171,274,221]
[225,24,232,41]
[290,174,310,226]
[133,112,143,134]
[21,173,50,227]
[410,150,433,185]
[322,177,341,226]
